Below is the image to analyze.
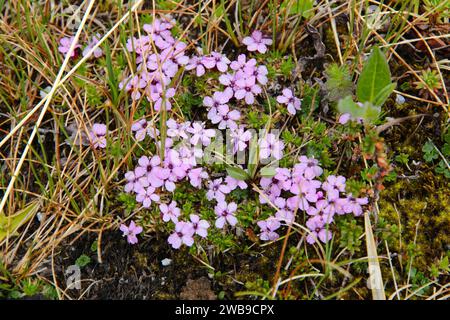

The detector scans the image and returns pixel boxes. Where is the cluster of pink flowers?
[119,17,188,108]
[116,18,368,248]
[58,35,103,59]
[256,156,368,244]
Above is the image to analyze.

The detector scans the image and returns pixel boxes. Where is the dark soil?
[54,231,278,299]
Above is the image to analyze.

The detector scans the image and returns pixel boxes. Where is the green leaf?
[422,141,438,162]
[337,95,364,118]
[104,43,118,106]
[356,47,392,104]
[247,134,259,178]
[226,166,249,181]
[337,96,381,124]
[373,82,396,107]
[76,254,91,268]
[362,102,382,123]
[260,166,277,177]
[0,201,39,242]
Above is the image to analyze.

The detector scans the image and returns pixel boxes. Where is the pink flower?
[214,201,238,228]
[166,119,190,140]
[188,167,209,188]
[89,123,107,149]
[126,35,151,54]
[295,156,323,180]
[82,33,103,58]
[208,104,240,130]
[219,73,239,89]
[190,214,210,238]
[201,52,230,72]
[322,175,346,193]
[230,54,256,71]
[340,194,368,216]
[58,36,81,58]
[306,216,332,244]
[120,221,143,244]
[131,119,159,141]
[277,88,301,115]
[229,126,252,154]
[306,200,334,225]
[143,18,174,46]
[168,221,195,249]
[234,77,262,105]
[274,197,295,225]
[242,30,272,53]
[245,65,269,85]
[124,169,147,193]
[206,178,231,202]
[204,90,233,110]
[225,175,248,191]
[152,87,176,111]
[136,186,160,208]
[259,133,284,160]
[186,56,206,76]
[257,217,280,241]
[338,113,351,125]
[160,201,181,223]
[187,122,216,146]
[119,74,147,100]
[154,150,188,192]
[136,155,163,188]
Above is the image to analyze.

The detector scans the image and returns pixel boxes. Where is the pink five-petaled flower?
[295,156,323,180]
[340,194,369,216]
[306,216,332,244]
[189,214,210,238]
[208,104,241,130]
[229,126,252,154]
[214,201,238,228]
[120,221,143,244]
[225,175,248,191]
[245,64,269,85]
[204,90,233,113]
[234,77,261,105]
[206,178,231,202]
[242,30,272,53]
[152,87,176,111]
[82,33,103,58]
[257,217,281,241]
[187,122,216,146]
[58,36,81,58]
[201,52,231,73]
[274,197,295,225]
[167,221,195,249]
[89,123,107,149]
[185,56,206,77]
[277,88,301,115]
[166,119,189,140]
[230,54,256,71]
[136,186,160,208]
[131,119,159,141]
[188,167,209,188]
[259,133,285,160]
[160,201,181,223]
[124,169,146,194]
[322,175,346,193]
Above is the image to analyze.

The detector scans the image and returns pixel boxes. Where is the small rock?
[396,94,405,105]
[161,258,172,267]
